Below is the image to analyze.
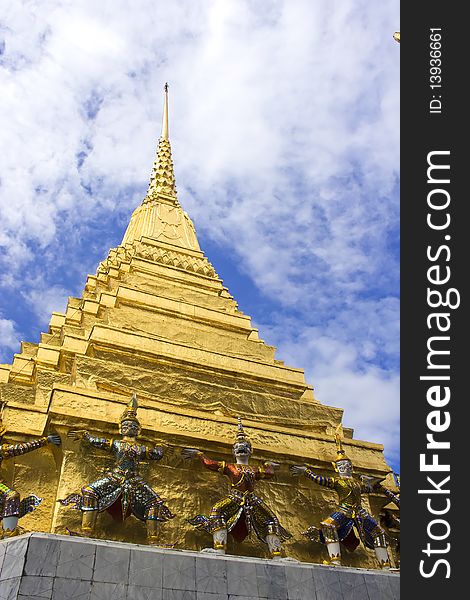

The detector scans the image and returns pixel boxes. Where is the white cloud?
[0,316,22,362]
[22,284,70,323]
[257,320,400,464]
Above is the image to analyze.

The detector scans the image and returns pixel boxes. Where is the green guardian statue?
[291,427,391,568]
[376,473,400,566]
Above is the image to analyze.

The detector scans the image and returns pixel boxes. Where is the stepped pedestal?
[0,533,399,599]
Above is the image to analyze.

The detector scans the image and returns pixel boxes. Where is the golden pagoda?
[0,85,394,566]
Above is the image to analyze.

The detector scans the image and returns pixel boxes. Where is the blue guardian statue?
[59,394,174,543]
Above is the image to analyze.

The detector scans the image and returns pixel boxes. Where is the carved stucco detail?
[96,242,217,280]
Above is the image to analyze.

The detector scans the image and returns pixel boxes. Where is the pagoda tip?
[161,83,169,140]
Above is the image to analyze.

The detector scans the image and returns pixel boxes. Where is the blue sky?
[0,0,400,471]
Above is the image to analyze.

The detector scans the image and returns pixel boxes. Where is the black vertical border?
[401,4,466,596]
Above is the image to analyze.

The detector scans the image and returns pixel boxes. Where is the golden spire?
[161,82,169,140]
[143,83,178,206]
[121,83,202,250]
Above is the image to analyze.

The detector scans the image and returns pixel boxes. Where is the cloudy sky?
[0,1,400,471]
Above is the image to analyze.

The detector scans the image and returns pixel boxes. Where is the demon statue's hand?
[357,475,384,491]
[67,430,89,441]
[47,434,62,446]
[148,446,164,460]
[265,461,280,470]
[290,465,307,476]
[181,447,201,460]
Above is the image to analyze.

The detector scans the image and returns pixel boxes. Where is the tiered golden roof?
[144,136,179,204]
[143,84,179,205]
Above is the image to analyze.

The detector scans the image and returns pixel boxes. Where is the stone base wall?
[0,533,399,600]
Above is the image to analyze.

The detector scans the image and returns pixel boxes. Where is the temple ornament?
[0,402,61,538]
[183,417,291,558]
[291,426,391,568]
[58,394,175,544]
[377,473,400,567]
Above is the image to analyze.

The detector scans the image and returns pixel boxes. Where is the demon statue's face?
[120,420,141,438]
[335,458,353,478]
[232,440,252,459]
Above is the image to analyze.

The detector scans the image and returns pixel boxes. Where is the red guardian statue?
[183,416,291,558]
